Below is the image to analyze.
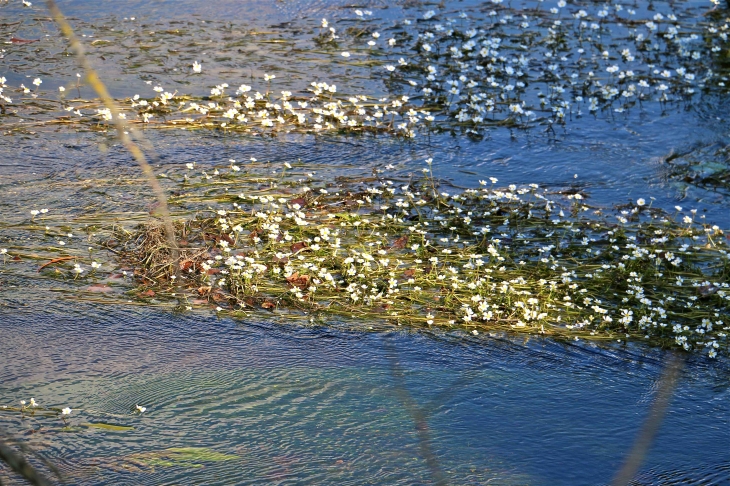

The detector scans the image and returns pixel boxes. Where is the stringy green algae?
[106,165,730,358]
[2,0,730,137]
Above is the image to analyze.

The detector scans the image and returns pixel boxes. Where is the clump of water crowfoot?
[3,0,730,137]
[1,397,147,420]
[0,398,72,423]
[111,161,730,358]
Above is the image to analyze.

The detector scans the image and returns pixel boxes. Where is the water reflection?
[1,303,729,484]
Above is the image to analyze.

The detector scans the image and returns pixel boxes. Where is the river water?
[1,0,729,484]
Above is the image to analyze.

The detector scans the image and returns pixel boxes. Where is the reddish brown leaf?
[197,286,212,296]
[288,197,307,208]
[697,285,718,298]
[211,292,227,303]
[403,269,416,278]
[138,290,155,298]
[261,300,276,310]
[286,272,310,289]
[390,235,408,250]
[272,255,289,265]
[86,284,113,293]
[10,37,39,44]
[191,299,208,305]
[290,241,308,253]
[148,202,161,215]
[180,260,194,271]
[206,268,220,275]
[12,256,21,261]
[204,232,234,244]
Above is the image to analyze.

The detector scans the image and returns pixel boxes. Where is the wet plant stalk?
[612,354,684,486]
[45,0,179,274]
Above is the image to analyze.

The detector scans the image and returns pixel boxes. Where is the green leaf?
[81,422,134,431]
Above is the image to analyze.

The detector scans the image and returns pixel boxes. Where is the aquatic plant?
[2,0,730,138]
[0,157,726,356]
[98,162,729,357]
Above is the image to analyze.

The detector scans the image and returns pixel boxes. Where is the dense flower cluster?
[113,161,730,357]
[2,0,729,137]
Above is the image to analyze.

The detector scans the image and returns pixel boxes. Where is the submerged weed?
[104,162,730,357]
[2,0,730,138]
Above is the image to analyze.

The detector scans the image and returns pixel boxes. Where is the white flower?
[192,61,202,73]
[341,52,351,58]
[135,405,146,413]
[62,407,72,415]
[636,198,646,206]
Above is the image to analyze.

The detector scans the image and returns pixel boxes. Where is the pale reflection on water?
[1,303,729,485]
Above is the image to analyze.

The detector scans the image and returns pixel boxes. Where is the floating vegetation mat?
[1,0,729,358]
[3,161,727,357]
[2,0,730,138]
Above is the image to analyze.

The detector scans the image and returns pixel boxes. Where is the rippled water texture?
[2,304,730,485]
[1,0,730,484]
